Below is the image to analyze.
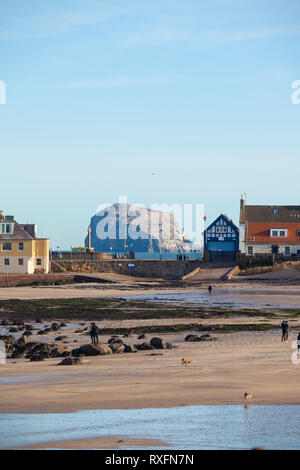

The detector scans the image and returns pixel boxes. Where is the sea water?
[1,405,300,450]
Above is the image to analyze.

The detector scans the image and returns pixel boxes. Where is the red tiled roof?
[247,222,300,243]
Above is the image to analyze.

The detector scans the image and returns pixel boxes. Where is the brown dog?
[181,358,192,367]
[244,392,253,401]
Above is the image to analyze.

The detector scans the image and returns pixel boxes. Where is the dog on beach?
[181,358,192,367]
[244,392,253,401]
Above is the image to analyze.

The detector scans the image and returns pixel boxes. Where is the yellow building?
[0,210,49,274]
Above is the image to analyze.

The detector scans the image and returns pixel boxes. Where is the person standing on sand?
[208,285,213,294]
[281,320,291,342]
[297,332,300,355]
[90,322,99,345]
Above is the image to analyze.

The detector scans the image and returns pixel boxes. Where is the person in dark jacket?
[297,332,300,354]
[90,322,99,345]
[208,285,213,294]
[281,320,291,342]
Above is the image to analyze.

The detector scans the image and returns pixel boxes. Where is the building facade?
[0,210,49,274]
[204,214,239,261]
[239,195,300,256]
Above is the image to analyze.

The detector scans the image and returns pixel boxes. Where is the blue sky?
[0,0,300,248]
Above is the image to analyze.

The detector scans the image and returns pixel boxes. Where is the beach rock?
[123,332,133,338]
[60,323,67,328]
[123,343,137,353]
[30,355,45,361]
[35,318,43,323]
[55,336,68,341]
[134,342,155,351]
[185,334,216,342]
[71,344,112,356]
[150,337,167,349]
[25,342,68,360]
[8,327,19,333]
[57,357,89,366]
[185,334,200,342]
[17,335,29,345]
[0,334,15,348]
[137,334,146,339]
[109,343,125,354]
[22,330,32,336]
[108,337,123,345]
[51,323,60,332]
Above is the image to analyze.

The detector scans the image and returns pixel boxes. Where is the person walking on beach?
[281,320,291,342]
[208,285,213,294]
[297,332,300,355]
[90,322,99,345]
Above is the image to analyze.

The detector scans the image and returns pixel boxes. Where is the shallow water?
[0,376,41,384]
[1,405,300,450]
[127,291,300,309]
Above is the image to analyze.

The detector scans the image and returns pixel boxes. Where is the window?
[2,242,12,251]
[297,231,300,238]
[285,247,291,256]
[36,258,42,266]
[4,258,9,266]
[248,246,254,255]
[271,229,287,238]
[273,209,279,214]
[18,258,24,266]
[216,226,227,233]
[18,242,24,251]
[1,223,12,234]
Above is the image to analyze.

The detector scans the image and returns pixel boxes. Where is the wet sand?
[15,436,168,450]
[0,282,300,309]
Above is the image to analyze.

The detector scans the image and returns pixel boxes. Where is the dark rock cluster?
[185,334,216,342]
[0,334,69,361]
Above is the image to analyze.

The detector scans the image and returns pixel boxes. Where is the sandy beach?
[1,281,300,449]
[1,317,300,414]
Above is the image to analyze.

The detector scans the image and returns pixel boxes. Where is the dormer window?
[1,223,13,234]
[270,229,287,238]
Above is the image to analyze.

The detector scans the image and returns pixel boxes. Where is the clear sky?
[0,0,299,249]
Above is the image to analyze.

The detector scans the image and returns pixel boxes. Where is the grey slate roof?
[243,205,300,223]
[0,220,35,240]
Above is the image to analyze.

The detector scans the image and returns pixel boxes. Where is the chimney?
[240,194,246,223]
[0,210,4,222]
[88,225,92,251]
